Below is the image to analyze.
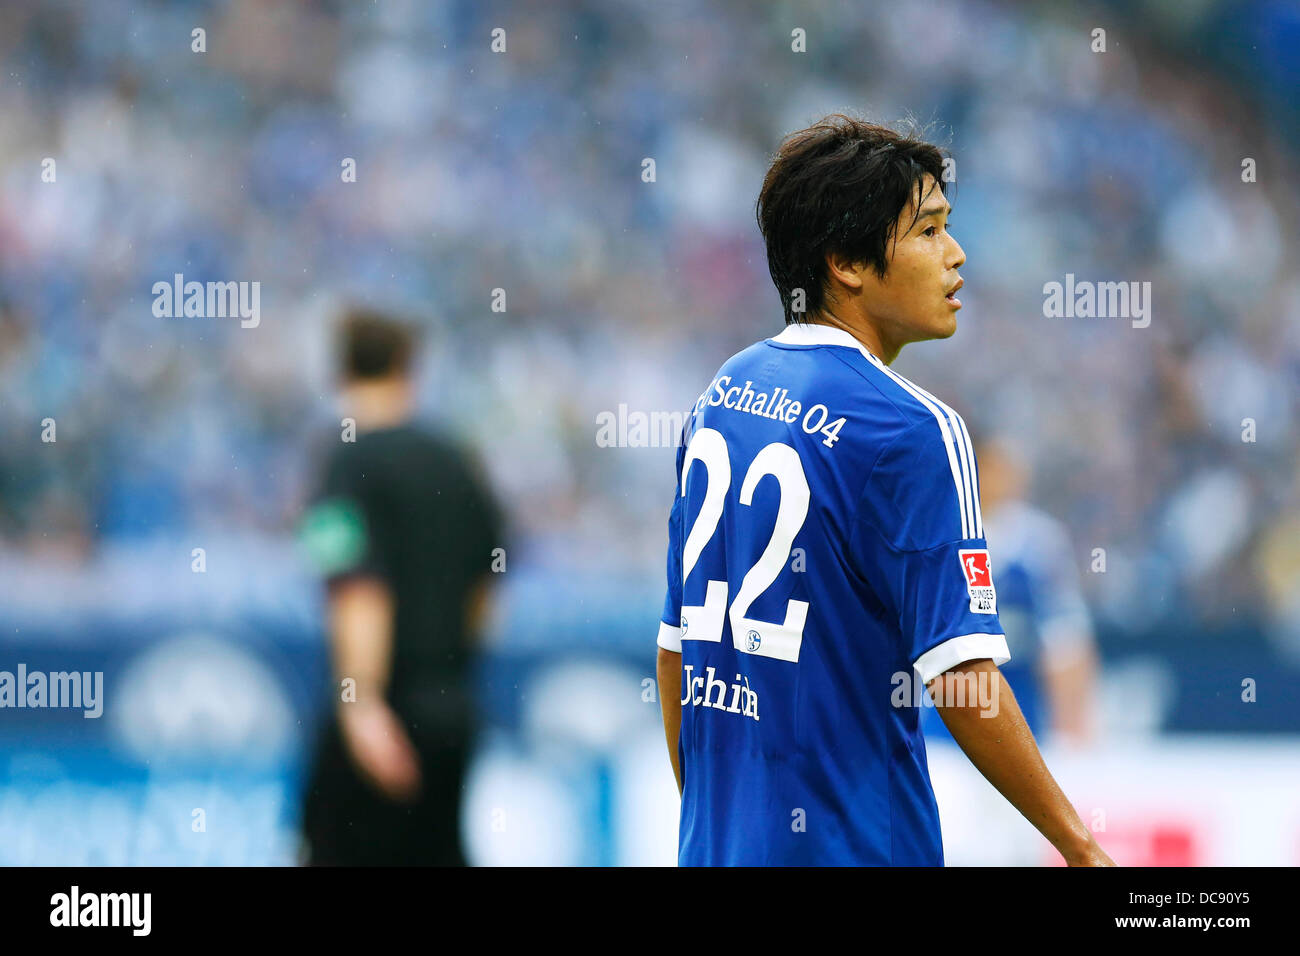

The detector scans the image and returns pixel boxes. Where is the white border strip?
[913,632,1010,684]
[657,621,683,653]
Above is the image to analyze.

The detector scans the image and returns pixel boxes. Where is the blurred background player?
[923,436,1099,749]
[298,309,503,866]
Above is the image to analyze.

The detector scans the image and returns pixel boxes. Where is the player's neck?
[341,377,414,432]
[807,313,900,365]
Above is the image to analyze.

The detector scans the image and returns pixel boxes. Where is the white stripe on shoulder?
[852,347,971,540]
[922,396,979,539]
[932,399,975,539]
[857,350,980,541]
[954,412,983,537]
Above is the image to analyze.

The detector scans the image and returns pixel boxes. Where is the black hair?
[338,307,416,380]
[756,114,950,324]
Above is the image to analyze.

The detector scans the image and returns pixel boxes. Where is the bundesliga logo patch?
[958,549,997,614]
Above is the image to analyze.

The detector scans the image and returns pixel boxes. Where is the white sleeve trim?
[913,632,1010,684]
[657,621,683,653]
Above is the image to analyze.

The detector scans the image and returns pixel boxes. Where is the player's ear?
[824,249,865,291]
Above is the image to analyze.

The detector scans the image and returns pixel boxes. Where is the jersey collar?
[770,322,882,362]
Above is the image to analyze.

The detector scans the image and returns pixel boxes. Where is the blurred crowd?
[0,0,1297,655]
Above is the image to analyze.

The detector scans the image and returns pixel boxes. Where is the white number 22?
[679,427,810,663]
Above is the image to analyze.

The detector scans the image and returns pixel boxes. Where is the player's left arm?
[930,658,1114,865]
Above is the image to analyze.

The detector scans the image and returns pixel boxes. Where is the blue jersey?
[658,322,1010,866]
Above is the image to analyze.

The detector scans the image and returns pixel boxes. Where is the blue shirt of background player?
[922,499,1094,746]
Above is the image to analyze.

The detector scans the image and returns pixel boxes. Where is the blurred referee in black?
[299,308,502,866]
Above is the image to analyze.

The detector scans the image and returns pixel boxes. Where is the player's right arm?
[657,426,689,797]
[658,646,683,794]
[930,659,1113,865]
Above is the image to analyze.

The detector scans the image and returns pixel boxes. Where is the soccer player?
[299,309,502,866]
[654,115,1114,866]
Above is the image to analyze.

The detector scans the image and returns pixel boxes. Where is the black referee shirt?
[300,422,503,745]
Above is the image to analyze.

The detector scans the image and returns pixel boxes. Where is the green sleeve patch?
[299,498,368,575]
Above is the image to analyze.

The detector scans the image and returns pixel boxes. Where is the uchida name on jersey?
[659,322,1009,866]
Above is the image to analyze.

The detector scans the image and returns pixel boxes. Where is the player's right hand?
[338,698,423,804]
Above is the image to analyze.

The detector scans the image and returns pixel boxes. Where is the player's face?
[861,174,965,353]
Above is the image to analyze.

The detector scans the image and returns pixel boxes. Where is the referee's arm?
[330,575,422,803]
[930,658,1115,866]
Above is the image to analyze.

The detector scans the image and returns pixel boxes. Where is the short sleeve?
[657,434,687,653]
[299,445,391,586]
[850,419,1010,683]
